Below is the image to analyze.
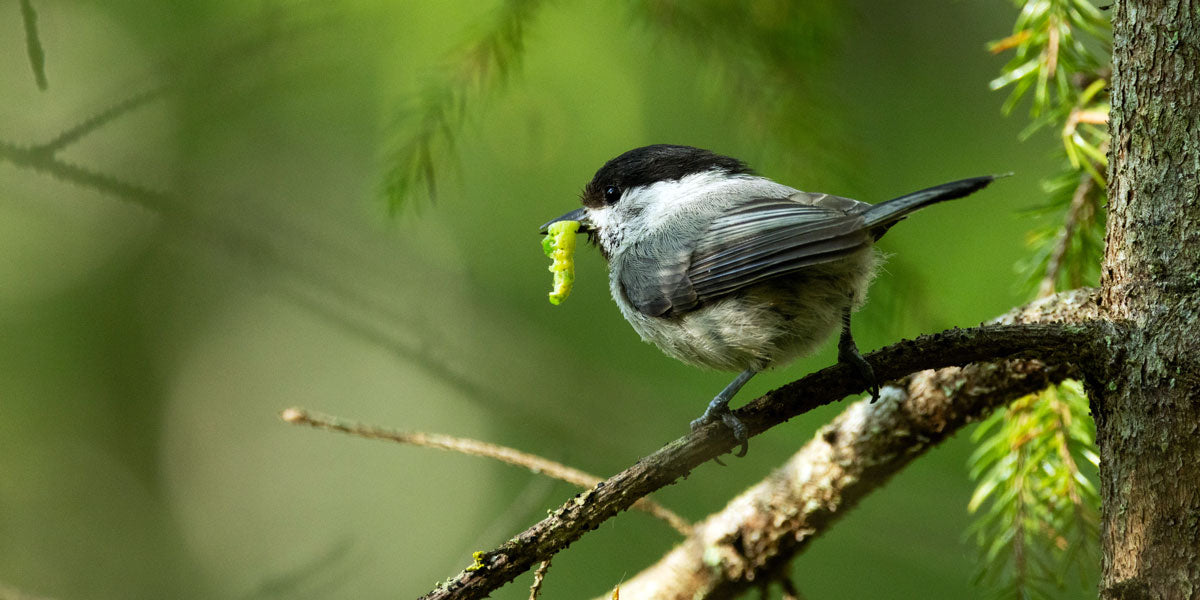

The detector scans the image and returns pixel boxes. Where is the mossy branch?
[420,291,1108,600]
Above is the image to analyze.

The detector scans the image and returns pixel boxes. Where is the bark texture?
[618,362,1072,599]
[1100,1,1200,598]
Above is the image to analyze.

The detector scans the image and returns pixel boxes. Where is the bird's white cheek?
[586,207,624,254]
[586,206,610,230]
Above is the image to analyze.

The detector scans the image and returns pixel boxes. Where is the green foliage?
[988,0,1108,119]
[380,0,846,213]
[382,0,543,214]
[970,1,1110,596]
[991,0,1109,300]
[1014,164,1105,297]
[967,382,1100,599]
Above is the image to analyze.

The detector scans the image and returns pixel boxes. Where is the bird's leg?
[837,301,880,401]
[690,368,757,457]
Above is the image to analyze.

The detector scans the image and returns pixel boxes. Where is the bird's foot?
[839,295,881,402]
[838,337,880,402]
[691,398,749,458]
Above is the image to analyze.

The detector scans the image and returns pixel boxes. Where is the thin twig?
[0,139,175,213]
[1044,15,1060,79]
[280,408,692,536]
[37,87,168,153]
[19,0,48,90]
[528,559,551,600]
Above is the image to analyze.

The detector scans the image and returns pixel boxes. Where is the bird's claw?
[691,403,749,459]
[838,325,880,402]
[844,355,880,402]
[721,412,749,457]
[859,361,881,402]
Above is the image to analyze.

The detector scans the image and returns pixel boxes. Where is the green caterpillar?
[542,220,581,305]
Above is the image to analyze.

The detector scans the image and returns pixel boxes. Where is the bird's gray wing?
[619,193,872,317]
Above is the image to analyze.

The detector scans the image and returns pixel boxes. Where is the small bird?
[541,144,999,456]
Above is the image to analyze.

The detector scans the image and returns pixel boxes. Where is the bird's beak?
[539,208,593,234]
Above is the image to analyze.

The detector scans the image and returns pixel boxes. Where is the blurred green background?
[0,1,1082,598]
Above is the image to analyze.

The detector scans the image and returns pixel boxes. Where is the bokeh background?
[0,1,1087,598]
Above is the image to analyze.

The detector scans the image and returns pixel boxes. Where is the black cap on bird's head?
[580,144,753,209]
[539,144,753,235]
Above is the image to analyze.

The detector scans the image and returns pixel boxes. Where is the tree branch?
[613,289,1103,598]
[279,408,691,536]
[19,0,48,90]
[616,356,1073,598]
[37,87,168,153]
[420,291,1105,599]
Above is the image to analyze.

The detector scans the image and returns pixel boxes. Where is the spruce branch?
[967,381,1099,599]
[420,292,1106,599]
[993,0,1110,298]
[990,0,1109,118]
[979,3,1109,595]
[382,0,544,212]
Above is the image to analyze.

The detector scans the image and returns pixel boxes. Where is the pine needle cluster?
[969,2,1110,597]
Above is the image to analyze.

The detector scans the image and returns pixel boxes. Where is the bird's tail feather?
[862,175,1004,230]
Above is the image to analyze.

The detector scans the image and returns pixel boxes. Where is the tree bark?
[1098,1,1200,598]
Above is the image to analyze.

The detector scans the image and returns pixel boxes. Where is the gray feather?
[862,176,997,231]
[620,192,873,316]
[613,176,997,319]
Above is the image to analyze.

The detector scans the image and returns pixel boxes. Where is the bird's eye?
[604,185,621,204]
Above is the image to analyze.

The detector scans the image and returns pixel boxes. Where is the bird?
[540,144,1000,456]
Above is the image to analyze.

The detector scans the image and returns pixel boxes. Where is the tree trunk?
[1098,1,1200,598]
